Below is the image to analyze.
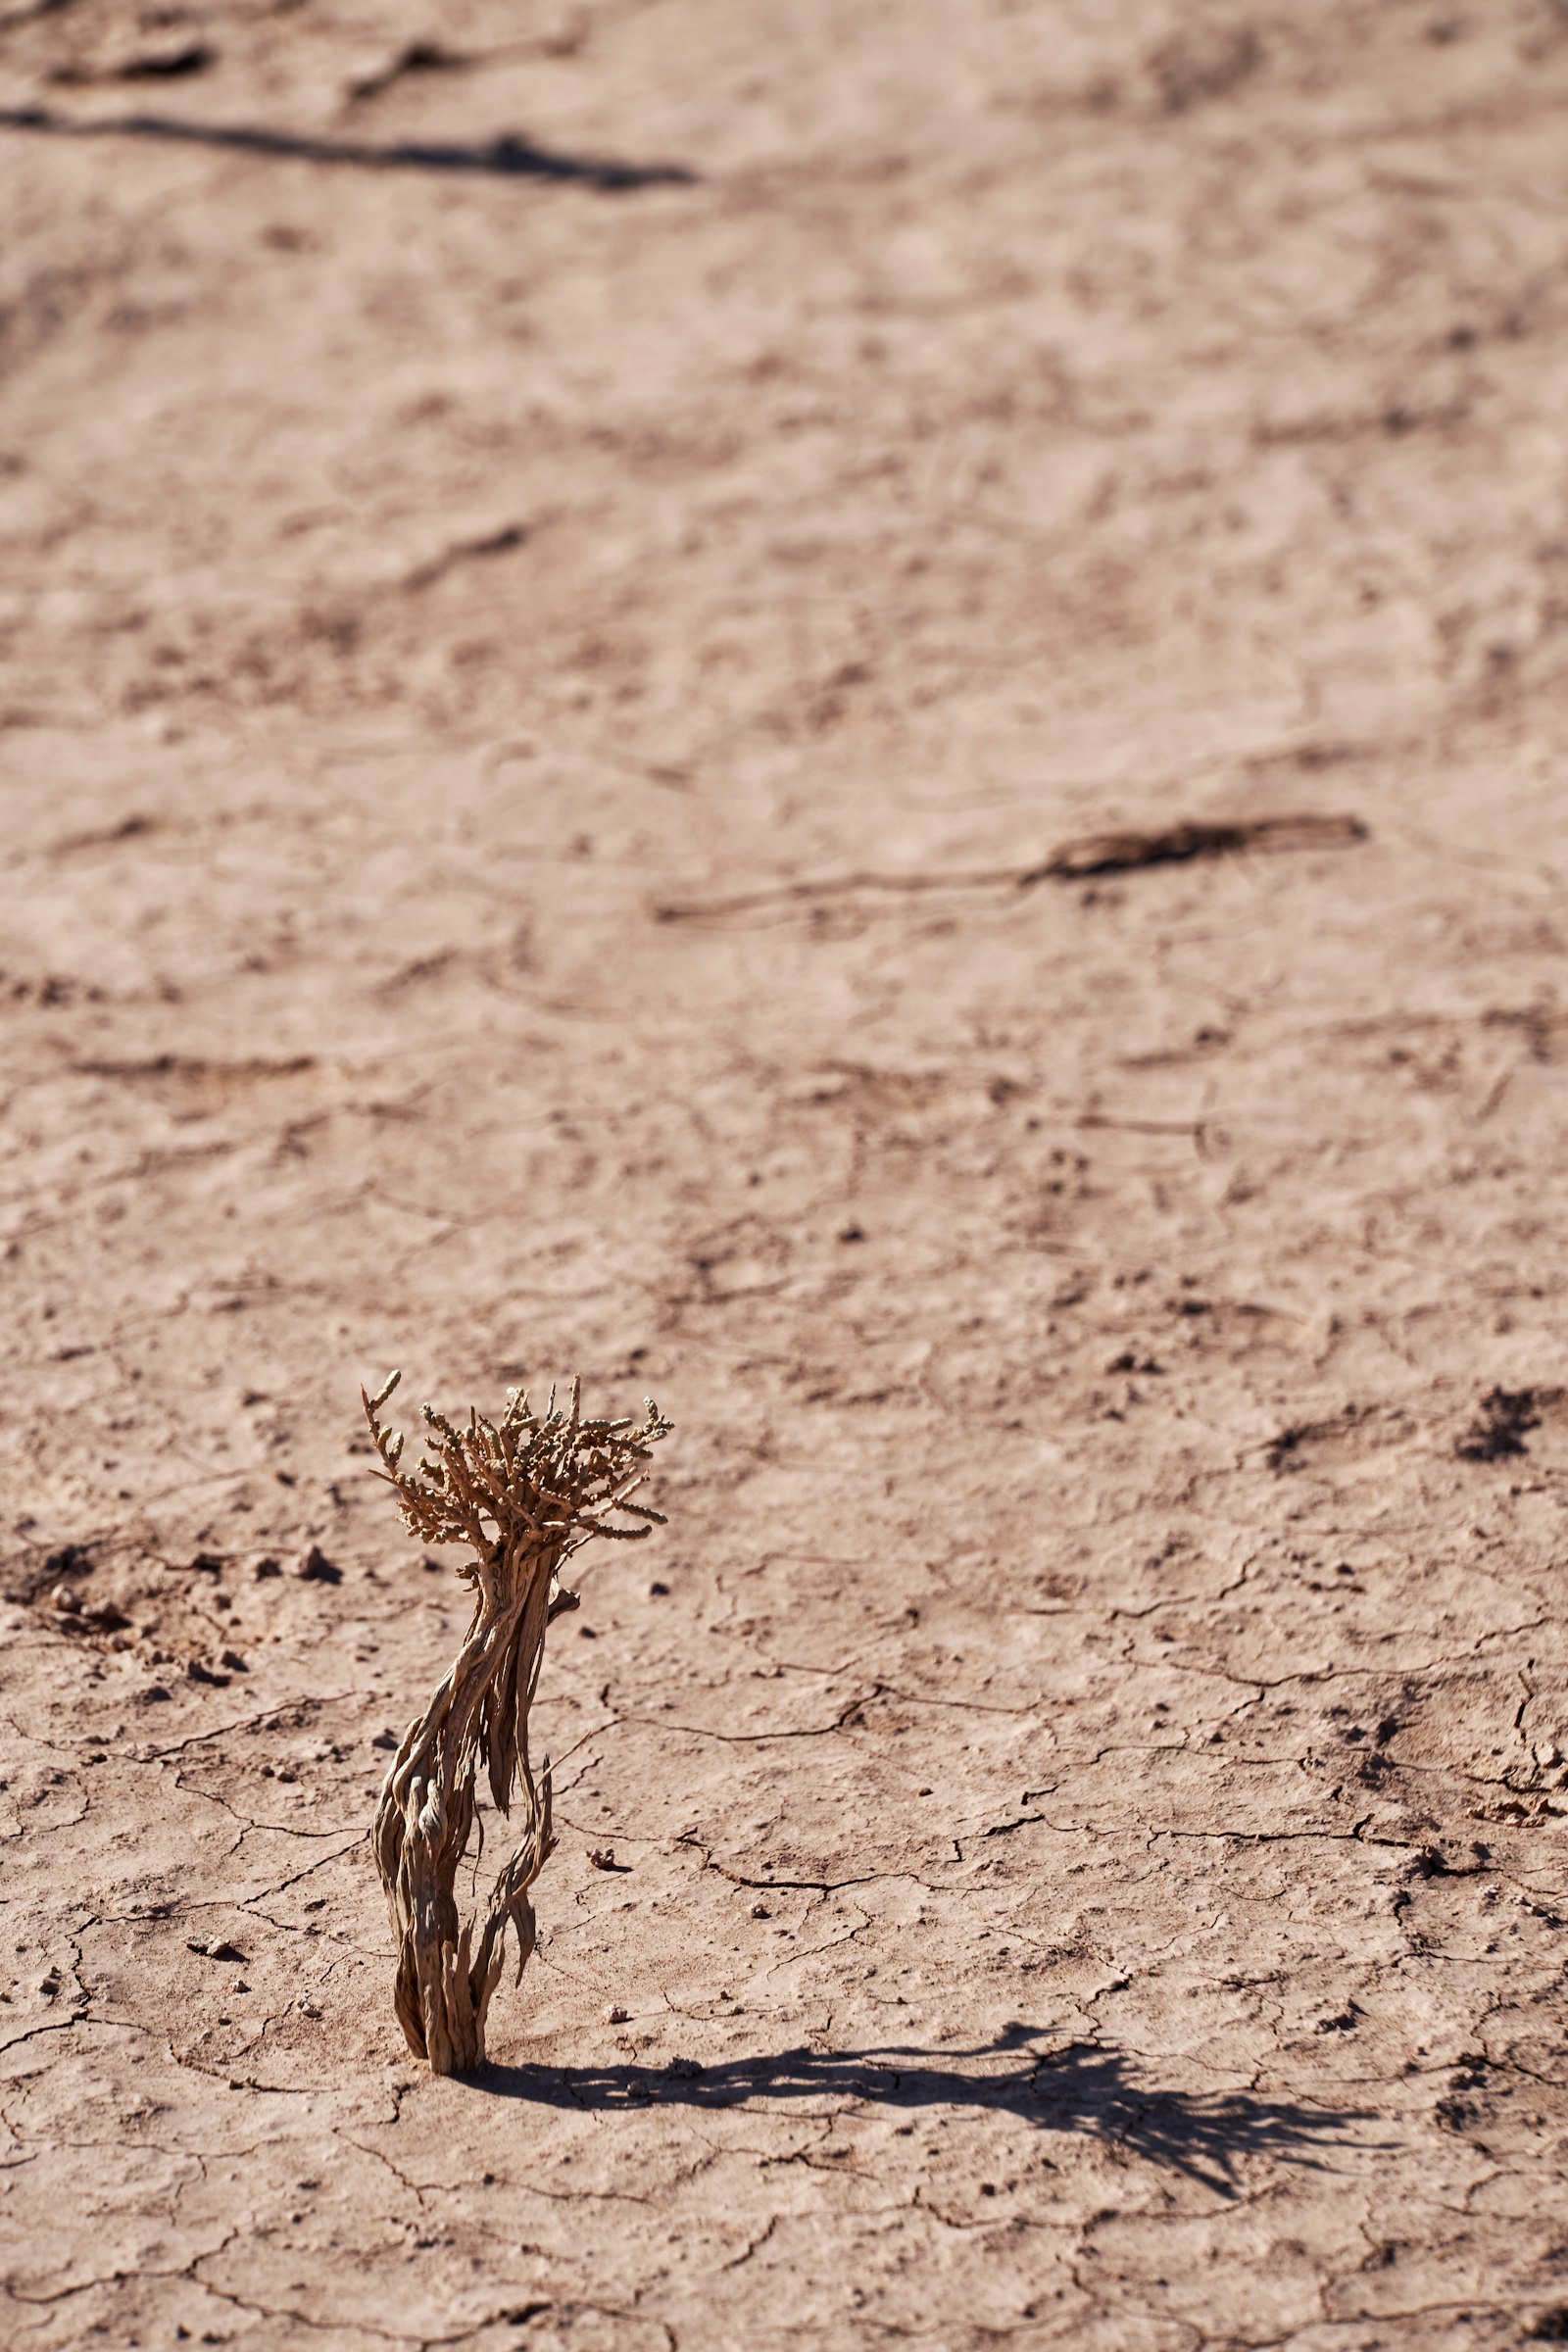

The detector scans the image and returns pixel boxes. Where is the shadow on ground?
[477,2024,1377,2194]
[0,106,697,188]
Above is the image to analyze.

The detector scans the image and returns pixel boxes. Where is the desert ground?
[5,2,1568,2345]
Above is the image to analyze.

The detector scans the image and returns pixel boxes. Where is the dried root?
[362,1369,671,2075]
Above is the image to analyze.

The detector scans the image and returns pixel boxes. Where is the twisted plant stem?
[362,1369,671,2075]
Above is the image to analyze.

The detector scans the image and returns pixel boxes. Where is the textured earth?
[5,3,1568,2346]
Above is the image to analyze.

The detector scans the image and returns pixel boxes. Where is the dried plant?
[362,1369,671,2076]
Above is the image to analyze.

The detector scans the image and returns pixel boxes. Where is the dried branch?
[652,811,1367,922]
[363,1368,671,2075]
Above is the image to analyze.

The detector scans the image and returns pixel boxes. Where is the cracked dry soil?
[4,2,1568,2347]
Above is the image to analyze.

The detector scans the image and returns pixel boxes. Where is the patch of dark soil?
[1456,1387,1550,1462]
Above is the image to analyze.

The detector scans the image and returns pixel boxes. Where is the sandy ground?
[5,2,1568,2345]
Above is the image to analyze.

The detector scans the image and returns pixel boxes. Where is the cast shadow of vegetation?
[0,104,696,189]
[478,2023,1375,2195]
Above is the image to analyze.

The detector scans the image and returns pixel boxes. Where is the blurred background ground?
[5,3,1568,2346]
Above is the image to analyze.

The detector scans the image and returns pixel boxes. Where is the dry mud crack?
[6,1,1568,2346]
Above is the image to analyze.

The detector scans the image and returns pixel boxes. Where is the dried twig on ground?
[362,1369,671,2075]
[1024,811,1366,882]
[654,811,1366,922]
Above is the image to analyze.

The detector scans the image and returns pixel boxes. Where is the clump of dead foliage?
[362,1369,671,2075]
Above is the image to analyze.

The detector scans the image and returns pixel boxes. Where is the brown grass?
[362,1370,671,2075]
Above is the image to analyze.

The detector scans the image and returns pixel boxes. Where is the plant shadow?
[475,2023,1378,2195]
[0,105,696,189]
